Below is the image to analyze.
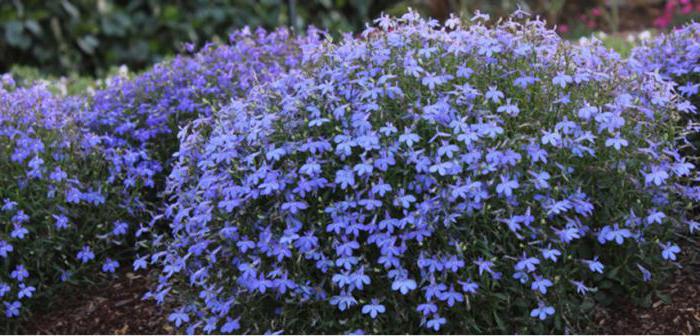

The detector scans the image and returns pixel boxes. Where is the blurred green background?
[2,0,698,78]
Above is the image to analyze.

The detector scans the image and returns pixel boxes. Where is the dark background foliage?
[0,0,401,76]
[3,0,695,77]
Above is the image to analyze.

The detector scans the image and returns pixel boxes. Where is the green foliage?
[7,65,108,96]
[0,0,397,76]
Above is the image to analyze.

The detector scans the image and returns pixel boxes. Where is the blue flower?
[584,257,604,273]
[17,284,35,299]
[10,265,29,281]
[496,175,519,197]
[570,280,592,295]
[646,209,666,225]
[644,167,669,186]
[485,86,504,103]
[168,308,190,328]
[361,299,385,319]
[555,227,581,244]
[53,214,70,230]
[0,240,13,258]
[112,221,129,236]
[102,258,119,273]
[515,255,540,273]
[660,242,680,261]
[416,302,438,316]
[552,72,573,88]
[637,264,652,282]
[531,275,553,294]
[599,224,632,245]
[221,318,240,333]
[4,301,21,318]
[541,246,561,262]
[513,271,529,284]
[77,245,95,264]
[1,199,17,212]
[133,255,148,271]
[426,315,446,331]
[438,285,463,307]
[497,99,520,116]
[399,131,420,147]
[10,225,29,240]
[391,278,417,295]
[330,292,357,311]
[335,168,356,190]
[605,135,628,150]
[530,302,555,320]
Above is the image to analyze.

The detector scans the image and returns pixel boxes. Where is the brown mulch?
[23,272,172,335]
[595,240,700,335]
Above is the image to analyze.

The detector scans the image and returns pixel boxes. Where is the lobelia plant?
[0,76,138,327]
[146,11,699,334]
[1,27,318,329]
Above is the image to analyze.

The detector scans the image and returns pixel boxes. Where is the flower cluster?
[81,26,320,193]
[629,23,700,167]
[147,11,699,334]
[628,23,699,101]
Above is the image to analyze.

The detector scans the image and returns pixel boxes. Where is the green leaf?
[4,20,31,49]
[76,35,98,54]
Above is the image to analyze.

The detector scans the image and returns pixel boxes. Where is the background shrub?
[7,1,695,78]
[148,12,698,334]
[0,0,392,76]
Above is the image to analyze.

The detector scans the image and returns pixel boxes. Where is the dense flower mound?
[0,27,319,326]
[82,27,322,193]
[628,23,700,165]
[0,77,137,321]
[150,12,699,333]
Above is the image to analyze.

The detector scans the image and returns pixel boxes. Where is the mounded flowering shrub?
[150,12,699,333]
[0,27,318,327]
[629,23,700,166]
[0,77,138,323]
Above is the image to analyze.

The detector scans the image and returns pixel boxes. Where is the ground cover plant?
[147,11,699,334]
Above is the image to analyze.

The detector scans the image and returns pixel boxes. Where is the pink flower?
[654,16,671,28]
[681,4,692,14]
[557,24,569,34]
